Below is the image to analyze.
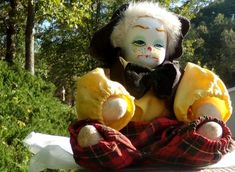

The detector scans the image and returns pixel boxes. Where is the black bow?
[124,62,181,99]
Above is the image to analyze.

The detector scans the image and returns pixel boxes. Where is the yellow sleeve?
[76,68,135,130]
[174,62,232,123]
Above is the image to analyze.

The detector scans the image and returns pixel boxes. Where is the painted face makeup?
[123,17,167,68]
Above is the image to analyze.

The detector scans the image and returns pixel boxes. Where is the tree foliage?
[189,0,235,87]
[0,0,25,62]
[0,60,75,171]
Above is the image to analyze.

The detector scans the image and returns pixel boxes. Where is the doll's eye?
[132,40,146,47]
[154,43,164,48]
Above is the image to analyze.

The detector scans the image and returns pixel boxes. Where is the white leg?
[77,125,103,147]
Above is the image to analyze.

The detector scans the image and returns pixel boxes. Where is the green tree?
[0,0,21,63]
[35,0,94,103]
[219,29,235,85]
[190,0,235,87]
[5,0,18,63]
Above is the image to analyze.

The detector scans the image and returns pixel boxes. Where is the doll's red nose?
[147,47,152,51]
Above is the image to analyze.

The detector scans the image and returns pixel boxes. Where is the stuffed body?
[69,2,233,170]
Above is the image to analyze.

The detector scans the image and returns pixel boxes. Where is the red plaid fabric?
[69,120,142,170]
[68,116,234,170]
[141,116,234,167]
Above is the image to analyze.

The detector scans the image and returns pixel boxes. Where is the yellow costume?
[76,62,232,131]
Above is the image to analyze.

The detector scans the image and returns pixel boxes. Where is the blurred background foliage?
[0,61,76,171]
[0,0,235,171]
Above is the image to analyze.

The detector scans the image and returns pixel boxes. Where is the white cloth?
[23,132,79,172]
[208,150,235,168]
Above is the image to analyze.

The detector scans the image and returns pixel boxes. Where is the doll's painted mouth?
[137,55,159,61]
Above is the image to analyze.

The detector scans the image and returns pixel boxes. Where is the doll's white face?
[122,17,167,68]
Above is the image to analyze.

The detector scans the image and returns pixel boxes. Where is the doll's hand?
[197,121,223,140]
[102,96,127,125]
[193,103,222,120]
[192,102,223,140]
[77,125,103,147]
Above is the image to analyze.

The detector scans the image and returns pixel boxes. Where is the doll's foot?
[77,125,103,147]
[102,96,127,125]
[197,121,223,140]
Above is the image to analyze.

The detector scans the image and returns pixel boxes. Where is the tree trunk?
[5,0,18,63]
[25,0,35,75]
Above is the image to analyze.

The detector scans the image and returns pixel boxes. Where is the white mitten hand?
[197,121,223,140]
[102,96,127,125]
[77,125,103,148]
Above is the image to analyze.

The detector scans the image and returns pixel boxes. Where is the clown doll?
[68,2,234,170]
